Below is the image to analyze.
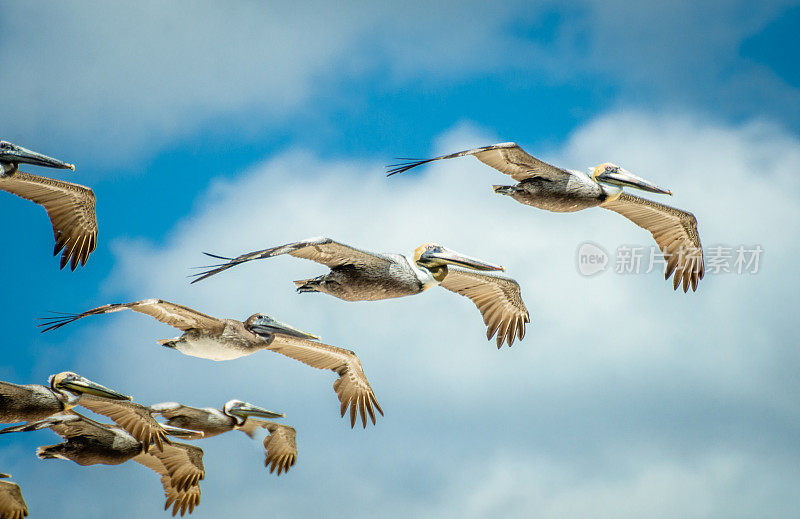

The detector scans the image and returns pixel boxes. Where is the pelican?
[40,299,383,427]
[0,371,130,423]
[0,372,170,452]
[0,474,27,519]
[388,143,705,292]
[150,400,298,475]
[192,237,530,348]
[1,412,204,517]
[0,140,97,270]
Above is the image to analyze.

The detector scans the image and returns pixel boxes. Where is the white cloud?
[3,1,797,166]
[7,110,798,517]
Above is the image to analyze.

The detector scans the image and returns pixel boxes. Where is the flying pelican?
[0,474,27,519]
[191,237,530,348]
[388,143,705,292]
[40,299,383,427]
[0,371,129,423]
[0,372,170,452]
[1,412,205,517]
[0,140,97,270]
[150,400,298,475]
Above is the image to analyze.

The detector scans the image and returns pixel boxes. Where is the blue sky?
[1,1,799,517]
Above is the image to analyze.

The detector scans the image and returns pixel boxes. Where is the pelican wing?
[39,298,223,333]
[0,480,27,519]
[192,237,391,283]
[266,336,383,428]
[79,396,171,452]
[133,442,205,493]
[0,171,97,270]
[387,142,570,182]
[161,476,201,517]
[601,192,705,292]
[250,421,298,476]
[439,266,530,348]
[134,443,204,516]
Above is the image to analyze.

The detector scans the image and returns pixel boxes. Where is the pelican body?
[388,143,705,292]
[0,372,130,423]
[193,238,531,347]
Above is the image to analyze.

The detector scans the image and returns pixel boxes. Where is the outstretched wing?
[439,266,530,348]
[0,480,27,519]
[601,192,704,292]
[39,298,223,333]
[262,422,297,476]
[266,336,383,428]
[192,236,392,283]
[0,171,97,270]
[134,442,205,516]
[134,442,205,491]
[161,476,201,517]
[387,142,570,182]
[79,396,171,452]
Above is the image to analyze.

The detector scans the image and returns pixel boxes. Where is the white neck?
[404,255,439,290]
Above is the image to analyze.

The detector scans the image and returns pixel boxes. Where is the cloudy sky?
[2,1,799,517]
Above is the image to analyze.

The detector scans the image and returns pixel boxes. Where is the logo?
[576,242,609,276]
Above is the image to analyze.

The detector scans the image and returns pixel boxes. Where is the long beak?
[3,145,75,170]
[597,168,672,195]
[250,320,319,341]
[162,424,205,440]
[422,247,505,271]
[237,403,285,420]
[61,377,132,400]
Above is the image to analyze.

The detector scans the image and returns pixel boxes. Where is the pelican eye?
[0,142,11,149]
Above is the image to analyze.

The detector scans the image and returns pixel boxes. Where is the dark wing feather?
[266,336,383,428]
[387,142,570,182]
[191,236,391,283]
[259,422,297,476]
[39,298,223,333]
[439,267,530,348]
[601,192,705,292]
[0,171,97,270]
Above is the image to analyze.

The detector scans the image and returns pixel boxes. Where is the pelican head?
[245,314,319,341]
[591,163,672,195]
[223,399,284,425]
[48,372,132,401]
[0,141,75,175]
[414,243,505,272]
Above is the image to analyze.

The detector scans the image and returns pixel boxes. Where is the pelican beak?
[421,247,505,271]
[250,318,319,341]
[597,168,672,195]
[236,402,285,420]
[162,424,205,440]
[60,376,132,400]
[0,143,75,170]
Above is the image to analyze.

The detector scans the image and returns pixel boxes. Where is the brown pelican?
[0,372,130,423]
[1,412,204,516]
[0,141,97,270]
[192,237,530,348]
[0,474,27,519]
[388,143,705,292]
[0,372,170,453]
[150,400,298,475]
[40,299,383,427]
